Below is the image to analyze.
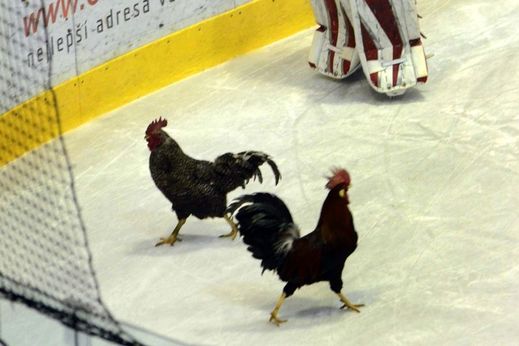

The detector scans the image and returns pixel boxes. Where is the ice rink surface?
[11,0,519,344]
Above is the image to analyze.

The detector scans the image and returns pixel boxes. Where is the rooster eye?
[339,189,346,198]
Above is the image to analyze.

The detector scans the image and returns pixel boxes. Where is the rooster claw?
[154,235,182,247]
[340,303,364,313]
[269,314,287,327]
[218,229,238,240]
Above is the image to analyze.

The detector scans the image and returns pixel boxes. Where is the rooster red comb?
[325,168,351,190]
[146,117,168,136]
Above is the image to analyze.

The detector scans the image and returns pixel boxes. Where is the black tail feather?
[214,151,281,192]
[265,158,281,185]
[234,151,281,186]
[255,168,263,184]
[227,193,299,273]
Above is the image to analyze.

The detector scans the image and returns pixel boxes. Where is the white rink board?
[3,0,251,108]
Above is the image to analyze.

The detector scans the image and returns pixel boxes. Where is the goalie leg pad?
[308,0,360,79]
[347,0,429,95]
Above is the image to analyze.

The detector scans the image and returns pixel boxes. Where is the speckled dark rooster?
[227,168,363,325]
[145,117,281,246]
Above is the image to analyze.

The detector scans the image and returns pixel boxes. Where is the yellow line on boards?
[0,0,315,166]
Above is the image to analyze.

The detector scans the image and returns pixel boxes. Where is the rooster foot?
[218,228,238,240]
[340,302,364,313]
[269,313,287,327]
[155,235,182,247]
[338,292,363,312]
[221,215,239,240]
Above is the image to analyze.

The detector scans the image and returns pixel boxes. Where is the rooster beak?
[144,134,150,140]
[339,189,346,198]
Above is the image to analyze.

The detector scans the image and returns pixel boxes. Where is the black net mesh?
[0,2,142,345]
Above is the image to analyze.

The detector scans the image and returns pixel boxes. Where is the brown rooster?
[227,168,363,325]
[145,117,281,246]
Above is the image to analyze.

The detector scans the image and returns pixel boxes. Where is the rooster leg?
[155,218,186,247]
[219,214,238,240]
[337,292,364,312]
[269,292,287,326]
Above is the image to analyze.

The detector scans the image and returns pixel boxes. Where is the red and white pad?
[308,0,428,96]
[348,0,428,95]
[308,0,360,79]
